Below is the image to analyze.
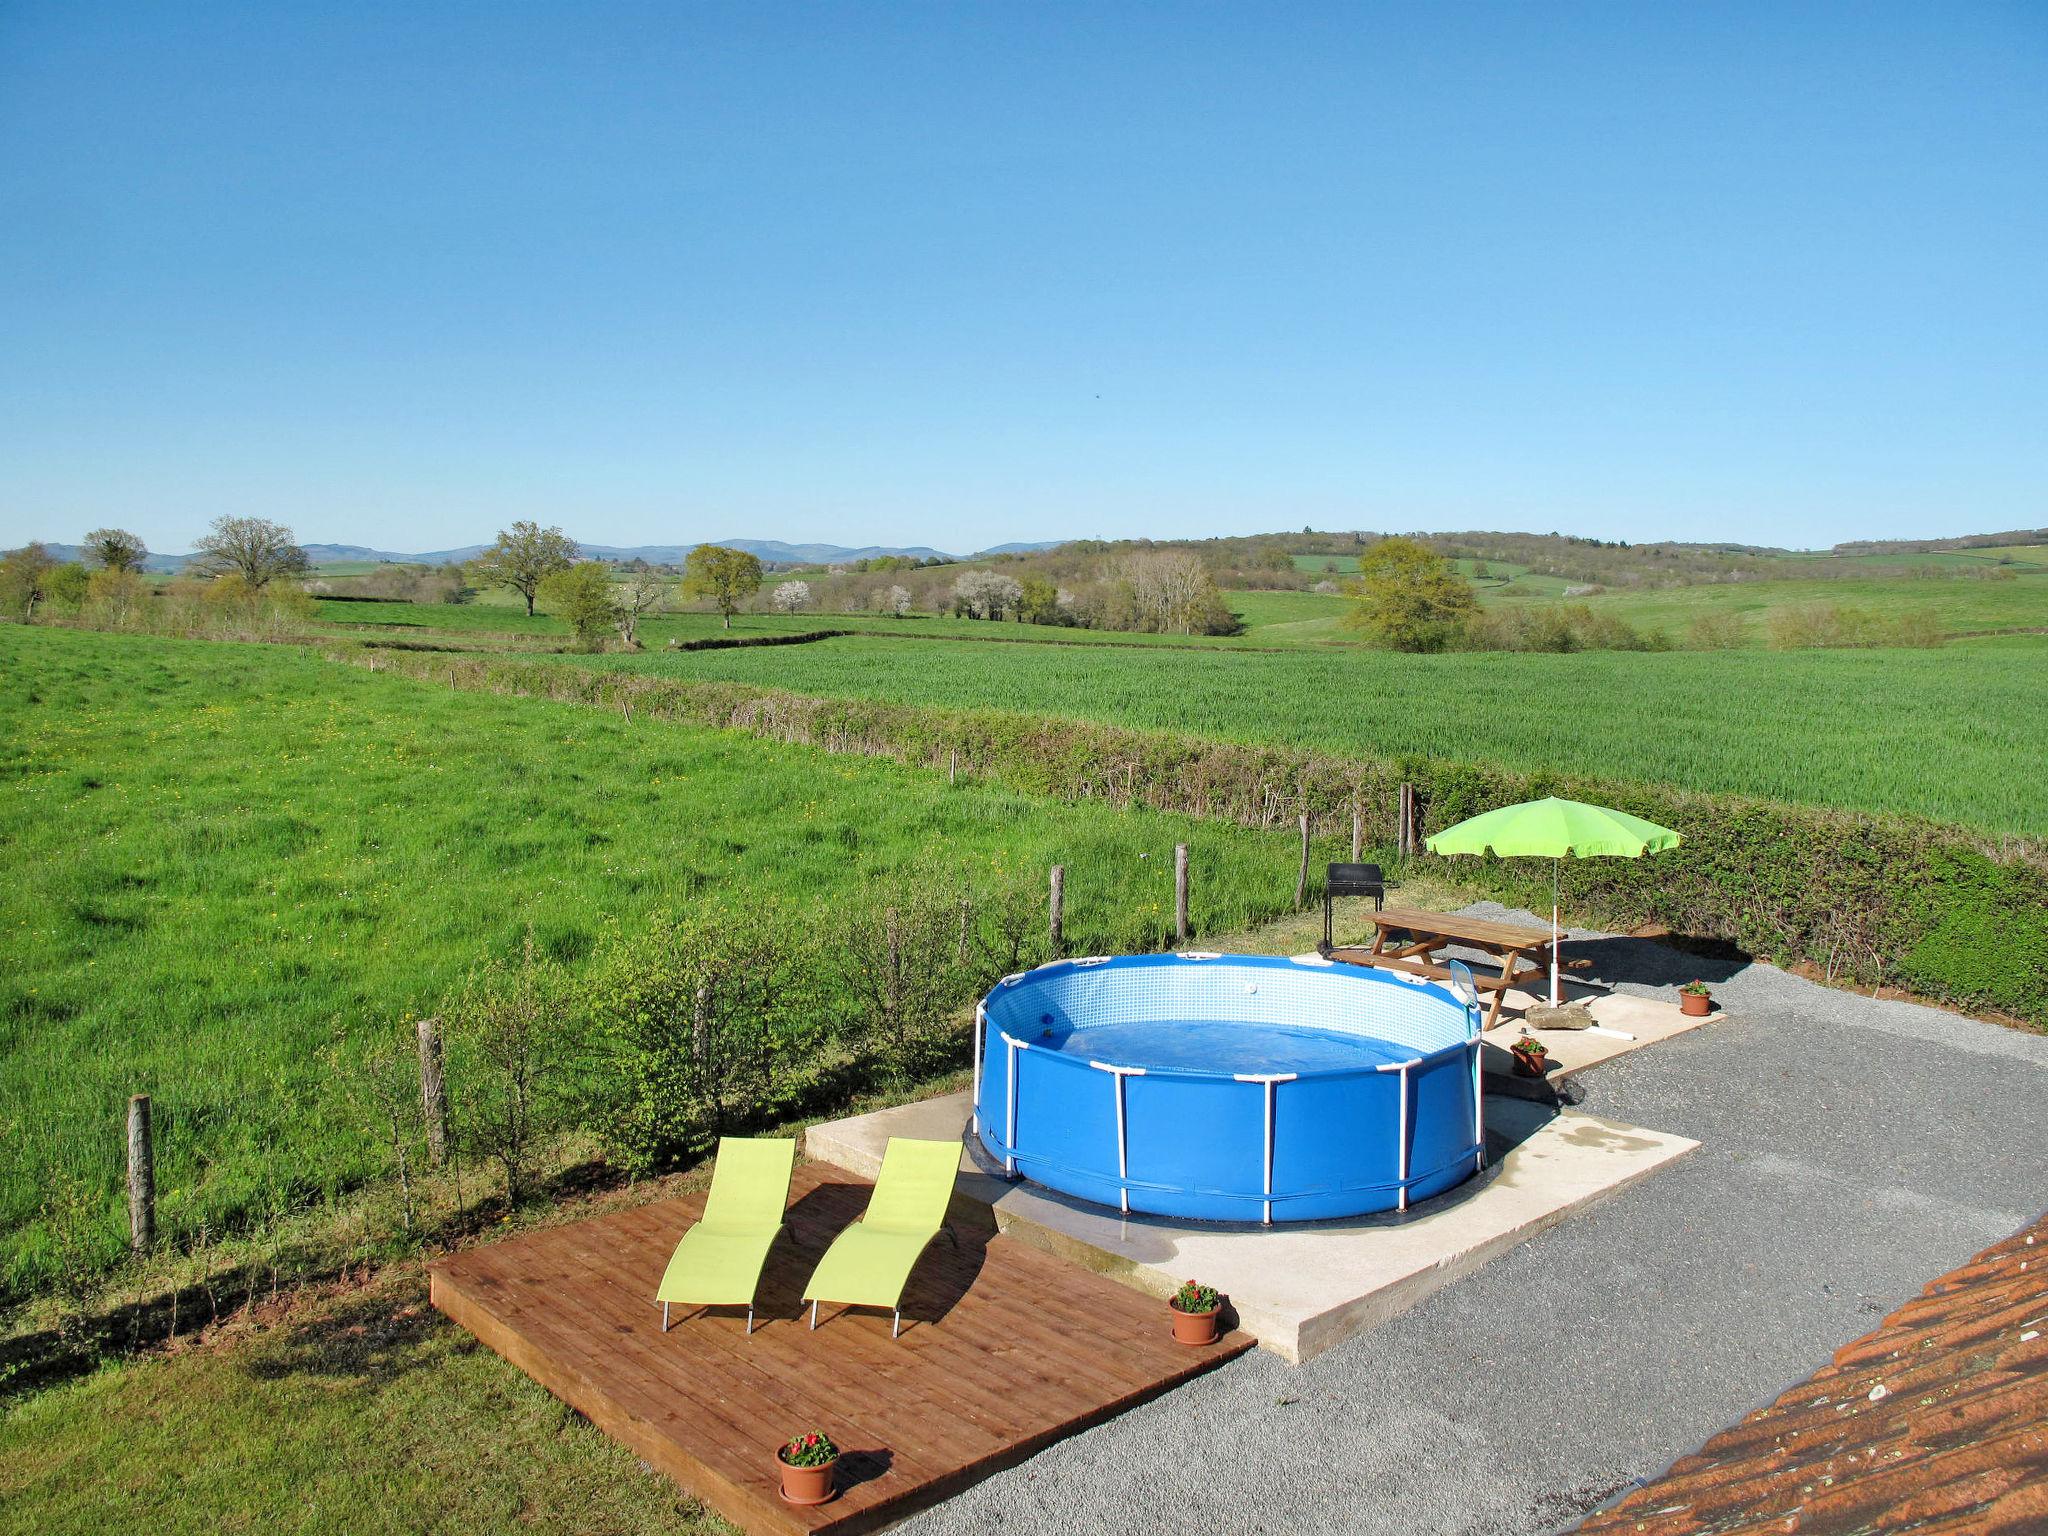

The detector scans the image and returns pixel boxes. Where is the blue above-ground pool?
[973,952,1485,1223]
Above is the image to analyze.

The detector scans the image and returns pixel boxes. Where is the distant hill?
[301,538,964,568]
[709,539,959,566]
[1829,529,2048,556]
[975,540,1070,556]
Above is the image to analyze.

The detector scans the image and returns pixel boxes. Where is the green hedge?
[340,646,2048,1027]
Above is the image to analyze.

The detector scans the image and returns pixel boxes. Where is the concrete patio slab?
[805,1088,1697,1363]
[1481,984,1725,1081]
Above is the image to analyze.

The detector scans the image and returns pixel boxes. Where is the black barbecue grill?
[1321,862,1399,952]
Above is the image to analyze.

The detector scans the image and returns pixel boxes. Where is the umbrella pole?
[1551,858,1561,1007]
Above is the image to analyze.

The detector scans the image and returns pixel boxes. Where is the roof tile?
[1577,1210,2048,1536]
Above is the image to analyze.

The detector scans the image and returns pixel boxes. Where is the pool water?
[1036,1018,1413,1076]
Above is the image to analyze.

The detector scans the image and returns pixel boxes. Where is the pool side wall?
[974,954,1482,1223]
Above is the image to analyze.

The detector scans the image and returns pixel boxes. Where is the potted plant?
[775,1430,840,1506]
[1168,1279,1223,1346]
[1508,1035,1549,1077]
[1679,980,1713,1017]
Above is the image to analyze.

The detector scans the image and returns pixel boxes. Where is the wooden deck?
[429,1161,1255,1535]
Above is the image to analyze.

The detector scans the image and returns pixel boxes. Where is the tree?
[871,583,913,617]
[682,544,763,628]
[0,542,57,620]
[46,563,90,610]
[190,515,309,588]
[82,528,148,573]
[1106,550,1240,635]
[474,521,576,616]
[950,569,1023,620]
[771,579,812,614]
[1343,537,1477,652]
[613,571,665,649]
[537,561,618,649]
[1017,575,1062,625]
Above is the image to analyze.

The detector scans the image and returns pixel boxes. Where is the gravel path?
[901,908,2048,1536]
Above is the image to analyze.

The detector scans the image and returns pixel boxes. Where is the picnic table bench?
[1326,905,1588,1031]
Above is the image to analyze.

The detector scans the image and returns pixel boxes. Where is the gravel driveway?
[901,908,2048,1536]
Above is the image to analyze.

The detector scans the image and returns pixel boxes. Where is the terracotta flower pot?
[1680,992,1712,1017]
[1169,1301,1222,1346]
[1509,1046,1548,1078]
[777,1450,839,1506]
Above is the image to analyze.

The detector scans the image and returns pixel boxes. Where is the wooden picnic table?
[1327,905,1580,1031]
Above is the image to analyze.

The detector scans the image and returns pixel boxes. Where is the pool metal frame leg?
[1234,1073,1295,1225]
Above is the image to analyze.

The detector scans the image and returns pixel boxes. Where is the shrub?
[835,869,991,1085]
[587,902,823,1176]
[445,931,579,1205]
[1686,610,1747,650]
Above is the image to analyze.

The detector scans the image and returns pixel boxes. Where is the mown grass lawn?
[0,1267,731,1536]
[0,624,1309,1296]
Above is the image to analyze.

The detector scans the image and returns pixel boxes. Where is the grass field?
[564,633,2048,838]
[0,624,1312,1296]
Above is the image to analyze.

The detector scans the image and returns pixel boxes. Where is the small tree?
[682,544,763,628]
[837,878,984,1084]
[474,521,576,617]
[82,528,148,573]
[0,542,57,620]
[881,583,913,616]
[190,515,309,588]
[446,932,575,1207]
[324,1024,425,1235]
[86,566,147,624]
[771,579,812,614]
[538,561,618,649]
[589,903,820,1174]
[1343,537,1477,652]
[613,572,665,649]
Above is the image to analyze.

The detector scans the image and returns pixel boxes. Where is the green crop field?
[0,625,1312,1297]
[563,633,2048,838]
[1562,572,2048,640]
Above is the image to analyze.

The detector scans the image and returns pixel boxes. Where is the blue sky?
[2,2,2042,556]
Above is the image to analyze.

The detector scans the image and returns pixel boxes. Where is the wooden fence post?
[1397,783,1417,859]
[1174,843,1190,943]
[416,1016,448,1168]
[948,748,957,785]
[127,1094,154,1253]
[1295,813,1311,909]
[1049,864,1065,955]
[1351,802,1363,863]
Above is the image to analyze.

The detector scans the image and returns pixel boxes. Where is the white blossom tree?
[771,579,812,613]
[949,569,1023,620]
[613,572,666,648]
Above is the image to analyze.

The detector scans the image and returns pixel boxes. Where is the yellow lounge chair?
[802,1137,961,1339]
[654,1136,796,1334]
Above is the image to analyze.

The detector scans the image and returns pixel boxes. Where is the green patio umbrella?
[1424,797,1682,1007]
